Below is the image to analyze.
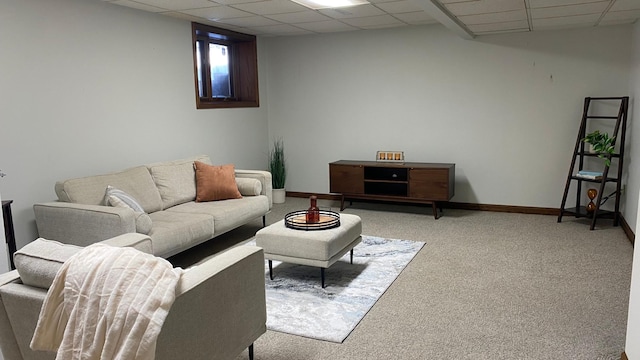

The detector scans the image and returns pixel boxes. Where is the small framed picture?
[376,151,404,163]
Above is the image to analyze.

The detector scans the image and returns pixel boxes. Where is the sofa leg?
[249,343,254,360]
[262,216,266,227]
[268,260,273,280]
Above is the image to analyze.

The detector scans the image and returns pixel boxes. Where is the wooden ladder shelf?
[558,96,628,230]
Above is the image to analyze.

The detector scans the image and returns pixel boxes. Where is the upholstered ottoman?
[255,213,362,288]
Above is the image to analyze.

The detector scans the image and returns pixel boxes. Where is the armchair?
[0,234,266,360]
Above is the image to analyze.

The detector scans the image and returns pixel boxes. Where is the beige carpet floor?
[172,197,633,360]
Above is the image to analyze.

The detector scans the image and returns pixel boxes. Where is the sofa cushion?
[55,166,163,213]
[105,185,153,234]
[194,162,242,202]
[236,178,262,196]
[168,196,269,236]
[147,211,215,258]
[148,155,211,209]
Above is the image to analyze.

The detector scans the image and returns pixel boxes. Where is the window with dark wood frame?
[192,23,259,109]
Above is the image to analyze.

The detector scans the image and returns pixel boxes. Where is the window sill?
[196,99,259,109]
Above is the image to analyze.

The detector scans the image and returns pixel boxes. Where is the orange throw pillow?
[194,161,242,202]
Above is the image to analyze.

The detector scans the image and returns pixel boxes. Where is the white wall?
[264,24,632,210]
[0,0,269,249]
[0,0,636,248]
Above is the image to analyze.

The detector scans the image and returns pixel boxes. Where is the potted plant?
[269,138,287,204]
[582,130,615,166]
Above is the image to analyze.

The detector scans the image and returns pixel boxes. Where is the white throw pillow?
[105,186,153,234]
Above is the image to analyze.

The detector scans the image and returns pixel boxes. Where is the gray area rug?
[251,235,424,343]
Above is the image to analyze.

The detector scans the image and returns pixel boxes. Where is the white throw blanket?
[30,243,183,360]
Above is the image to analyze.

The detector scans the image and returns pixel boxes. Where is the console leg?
[340,195,345,211]
[321,268,325,288]
[268,260,273,280]
[249,343,254,360]
[432,203,439,219]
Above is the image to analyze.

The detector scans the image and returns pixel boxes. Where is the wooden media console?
[329,160,455,219]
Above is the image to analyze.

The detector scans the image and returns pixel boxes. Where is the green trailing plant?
[269,138,286,189]
[582,130,615,167]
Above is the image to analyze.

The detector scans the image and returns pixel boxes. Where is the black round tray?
[284,210,340,231]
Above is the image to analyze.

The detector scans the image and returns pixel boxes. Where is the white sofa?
[33,155,272,258]
[0,233,267,360]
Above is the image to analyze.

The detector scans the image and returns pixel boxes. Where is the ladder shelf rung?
[585,116,618,119]
[571,176,617,182]
[577,152,621,157]
[561,207,616,219]
[588,97,628,100]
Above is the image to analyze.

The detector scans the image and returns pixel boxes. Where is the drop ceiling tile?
[133,0,217,11]
[340,14,404,27]
[215,15,282,26]
[294,19,360,32]
[254,23,314,35]
[599,18,638,26]
[528,0,607,8]
[467,19,529,32]
[214,0,263,4]
[393,11,437,24]
[111,0,167,12]
[444,0,525,16]
[319,5,386,19]
[181,6,254,19]
[231,0,308,15]
[265,10,331,23]
[457,9,527,25]
[532,13,600,28]
[601,9,640,22]
[440,0,481,3]
[374,0,423,14]
[610,0,640,11]
[364,22,408,29]
[531,2,609,18]
[474,27,530,35]
[163,11,211,22]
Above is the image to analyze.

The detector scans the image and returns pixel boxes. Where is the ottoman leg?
[268,260,273,280]
[321,268,325,288]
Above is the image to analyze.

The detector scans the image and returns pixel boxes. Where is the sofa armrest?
[33,202,136,247]
[100,233,153,254]
[156,246,266,360]
[235,170,273,209]
[0,270,23,360]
